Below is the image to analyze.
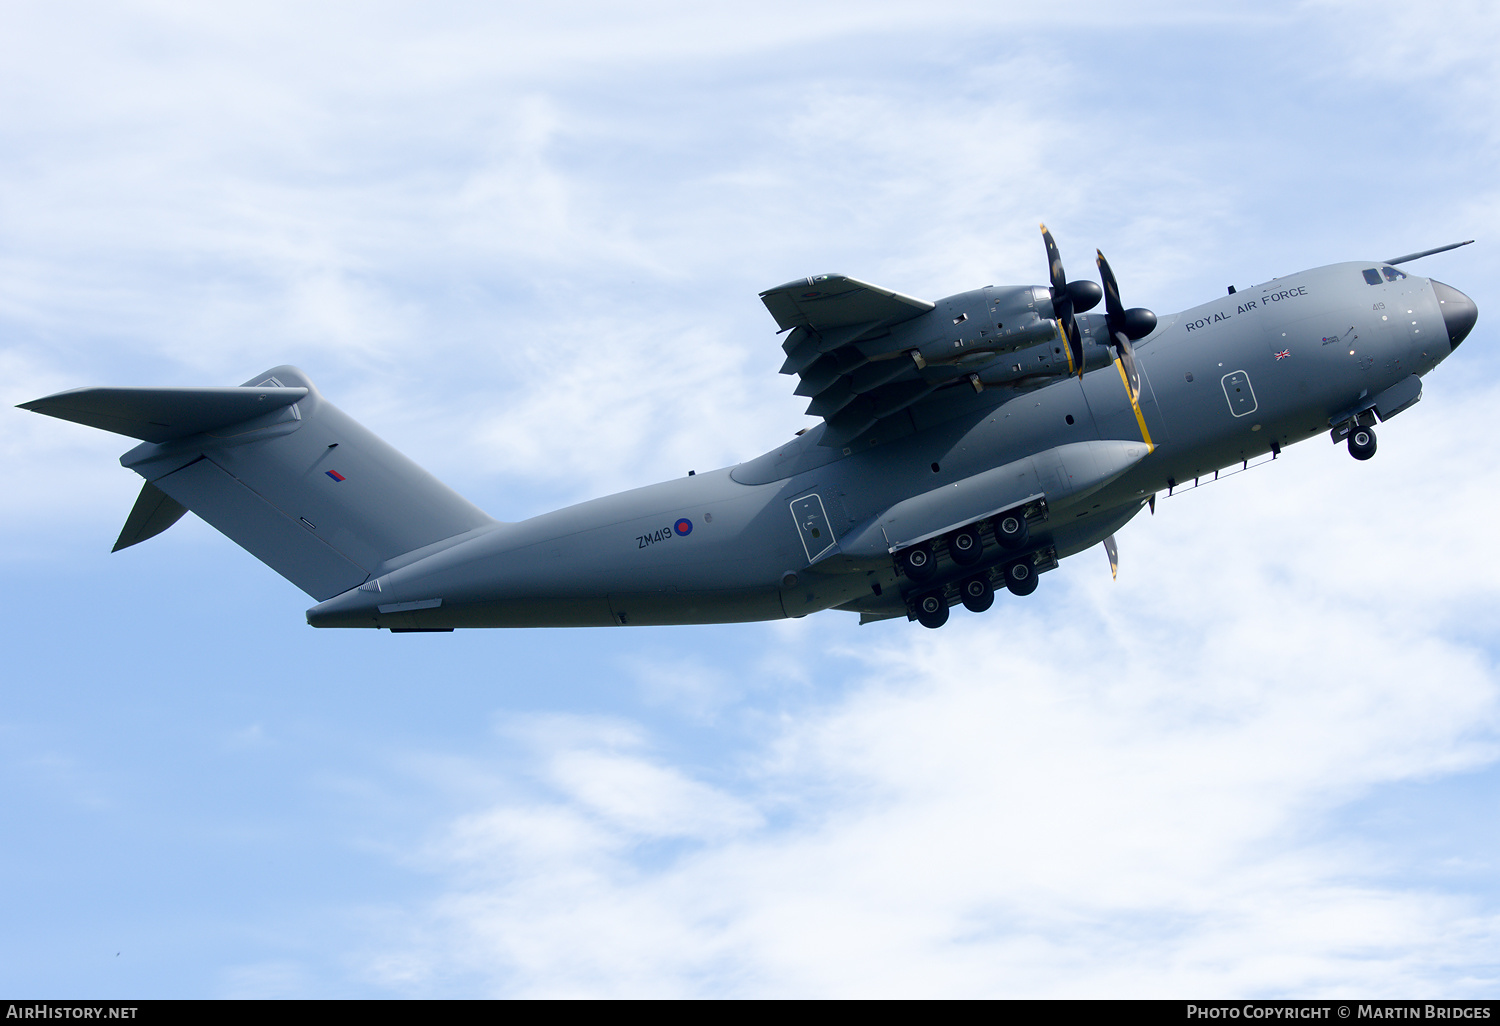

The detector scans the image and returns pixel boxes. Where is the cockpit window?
[1382,266,1407,282]
[1362,268,1381,285]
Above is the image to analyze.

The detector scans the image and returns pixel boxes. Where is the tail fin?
[21,366,495,600]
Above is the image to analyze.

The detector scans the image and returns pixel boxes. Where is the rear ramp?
[20,366,496,601]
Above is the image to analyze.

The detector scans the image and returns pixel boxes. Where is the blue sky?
[3,0,1498,997]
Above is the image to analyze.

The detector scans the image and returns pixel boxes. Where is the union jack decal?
[1274,349,1290,360]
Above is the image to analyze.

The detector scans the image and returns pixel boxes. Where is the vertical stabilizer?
[22,366,497,601]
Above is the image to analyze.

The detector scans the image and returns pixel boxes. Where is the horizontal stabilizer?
[18,386,308,443]
[113,481,188,552]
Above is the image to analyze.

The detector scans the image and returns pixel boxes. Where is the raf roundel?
[674,518,693,536]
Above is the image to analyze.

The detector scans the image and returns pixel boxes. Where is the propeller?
[1095,249,1157,399]
[1039,224,1101,378]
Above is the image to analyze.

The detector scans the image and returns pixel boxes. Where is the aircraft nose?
[1432,280,1478,350]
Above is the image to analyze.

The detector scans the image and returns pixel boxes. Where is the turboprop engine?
[904,285,1115,389]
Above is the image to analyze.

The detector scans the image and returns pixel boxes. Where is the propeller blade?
[1096,249,1149,397]
[1097,249,1159,341]
[1065,319,1084,378]
[1040,223,1068,297]
[1103,533,1119,580]
[1041,224,1085,377]
[1096,249,1126,330]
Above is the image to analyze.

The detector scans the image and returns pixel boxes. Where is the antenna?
[1384,239,1474,265]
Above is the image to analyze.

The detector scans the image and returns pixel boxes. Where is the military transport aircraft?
[19,228,1478,630]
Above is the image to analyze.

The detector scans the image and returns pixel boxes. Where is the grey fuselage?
[307,261,1474,629]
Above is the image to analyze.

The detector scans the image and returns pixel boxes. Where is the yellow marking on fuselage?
[1059,320,1076,375]
[1115,358,1155,451]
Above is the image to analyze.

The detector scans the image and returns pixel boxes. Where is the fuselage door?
[1221,370,1258,417]
[789,493,838,563]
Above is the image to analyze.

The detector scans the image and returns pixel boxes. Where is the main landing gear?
[1348,425,1377,461]
[947,524,984,566]
[914,590,949,629]
[1003,559,1038,596]
[899,542,937,582]
[911,559,1039,628]
[994,513,1029,550]
[960,574,994,613]
[894,505,1049,628]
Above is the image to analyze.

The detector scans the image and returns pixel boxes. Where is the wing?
[762,274,955,448]
[761,273,934,334]
[763,274,1108,448]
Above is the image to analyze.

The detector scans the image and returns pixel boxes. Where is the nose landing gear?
[1348,425,1377,461]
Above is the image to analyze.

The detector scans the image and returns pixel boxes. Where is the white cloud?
[367,419,1500,993]
[348,361,1500,995]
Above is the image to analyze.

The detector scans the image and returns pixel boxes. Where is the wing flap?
[761,274,946,447]
[779,340,823,377]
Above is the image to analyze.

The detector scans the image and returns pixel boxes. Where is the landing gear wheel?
[960,575,994,613]
[898,543,936,583]
[994,513,1029,550]
[1348,425,1377,461]
[1005,560,1039,596]
[947,526,984,566]
[914,591,949,629]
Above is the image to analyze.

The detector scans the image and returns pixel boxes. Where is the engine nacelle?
[910,285,1073,369]
[970,338,1114,389]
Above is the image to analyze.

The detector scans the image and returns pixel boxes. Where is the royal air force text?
[1183,285,1310,332]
